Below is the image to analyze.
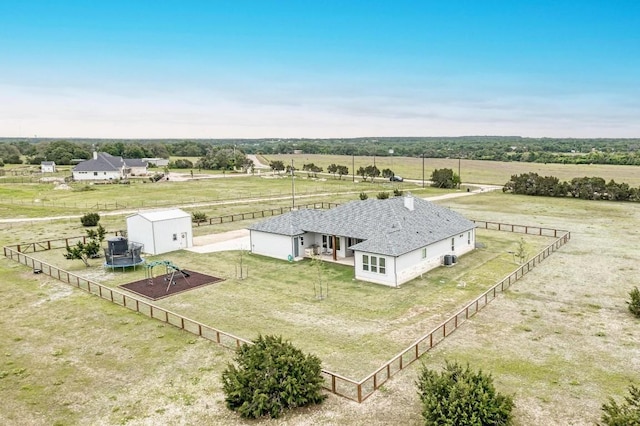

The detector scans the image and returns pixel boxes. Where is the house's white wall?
[250,231,295,261]
[354,251,397,287]
[73,170,123,181]
[126,215,154,254]
[41,164,56,173]
[127,215,192,255]
[354,228,476,287]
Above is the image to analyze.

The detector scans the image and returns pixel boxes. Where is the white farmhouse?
[126,209,193,255]
[72,152,129,181]
[41,161,56,173]
[248,195,476,287]
[72,152,148,181]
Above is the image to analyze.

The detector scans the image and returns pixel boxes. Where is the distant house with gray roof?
[40,161,56,173]
[72,152,147,181]
[248,195,476,287]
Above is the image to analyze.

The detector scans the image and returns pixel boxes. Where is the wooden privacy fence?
[195,202,339,226]
[2,221,570,403]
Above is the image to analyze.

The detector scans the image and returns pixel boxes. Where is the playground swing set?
[145,260,191,292]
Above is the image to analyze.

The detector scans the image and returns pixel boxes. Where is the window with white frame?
[362,254,385,274]
[421,247,427,259]
[468,231,471,245]
[451,237,455,251]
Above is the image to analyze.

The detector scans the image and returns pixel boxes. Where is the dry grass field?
[1,176,639,425]
[263,153,640,187]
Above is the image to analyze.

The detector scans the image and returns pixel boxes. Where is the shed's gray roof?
[41,161,55,166]
[73,152,125,172]
[248,196,476,256]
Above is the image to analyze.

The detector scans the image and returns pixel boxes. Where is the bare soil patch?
[120,270,224,300]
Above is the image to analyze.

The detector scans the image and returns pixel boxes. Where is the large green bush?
[221,335,326,419]
[600,384,640,425]
[80,212,100,227]
[628,287,640,318]
[417,361,514,425]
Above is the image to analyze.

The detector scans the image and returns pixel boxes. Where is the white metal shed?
[126,209,193,255]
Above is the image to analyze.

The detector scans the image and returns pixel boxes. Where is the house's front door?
[180,232,187,248]
[293,237,299,258]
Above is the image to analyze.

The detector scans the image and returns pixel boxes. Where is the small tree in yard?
[359,192,369,200]
[376,191,390,199]
[64,225,106,267]
[192,211,207,224]
[222,335,326,419]
[417,361,514,425]
[600,384,640,425]
[628,287,640,318]
[515,238,527,264]
[80,212,100,227]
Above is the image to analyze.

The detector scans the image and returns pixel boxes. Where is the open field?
[262,153,640,186]
[0,173,442,221]
[1,176,639,424]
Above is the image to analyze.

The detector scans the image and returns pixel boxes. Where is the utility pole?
[291,159,295,209]
[458,157,461,189]
[352,154,355,182]
[422,154,425,188]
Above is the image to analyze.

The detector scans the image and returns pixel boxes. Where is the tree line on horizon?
[2,137,640,167]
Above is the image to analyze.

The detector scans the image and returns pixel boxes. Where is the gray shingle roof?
[73,152,125,172]
[248,196,476,256]
[248,209,326,236]
[124,158,148,168]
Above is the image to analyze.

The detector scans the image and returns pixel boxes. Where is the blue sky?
[1,0,639,138]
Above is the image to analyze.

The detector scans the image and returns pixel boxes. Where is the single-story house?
[72,152,129,181]
[248,195,476,287]
[41,161,56,173]
[72,152,149,180]
[126,208,193,255]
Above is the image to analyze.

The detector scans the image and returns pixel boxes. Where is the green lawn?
[0,173,446,220]
[18,228,552,378]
